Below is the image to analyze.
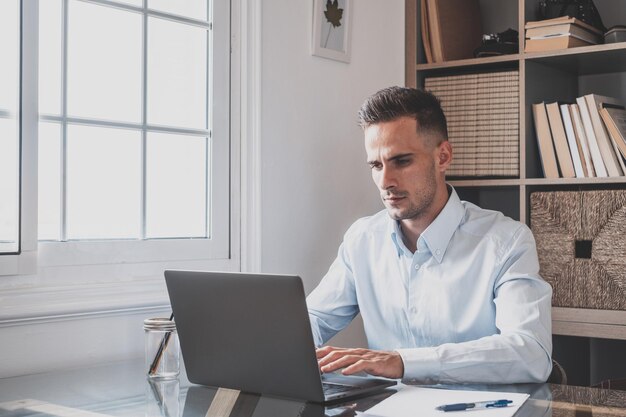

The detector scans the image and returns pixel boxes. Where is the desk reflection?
[147,378,180,417]
[2,357,625,417]
[181,385,395,417]
[143,381,626,417]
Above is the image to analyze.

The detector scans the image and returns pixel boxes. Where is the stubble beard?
[385,169,438,222]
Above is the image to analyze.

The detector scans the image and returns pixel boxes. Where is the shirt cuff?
[395,347,441,383]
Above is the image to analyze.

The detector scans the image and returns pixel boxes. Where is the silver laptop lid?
[164,270,325,402]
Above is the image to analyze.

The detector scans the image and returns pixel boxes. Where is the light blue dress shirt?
[307,187,553,384]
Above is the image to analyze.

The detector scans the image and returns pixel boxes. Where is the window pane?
[0,119,19,252]
[0,0,19,113]
[38,122,62,241]
[39,0,62,116]
[66,125,141,239]
[146,132,207,238]
[148,0,208,21]
[147,17,207,129]
[67,1,142,123]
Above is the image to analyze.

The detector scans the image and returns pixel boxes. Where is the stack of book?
[425,71,519,177]
[532,95,626,178]
[525,16,603,53]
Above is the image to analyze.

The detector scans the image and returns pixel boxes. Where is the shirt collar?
[389,185,465,262]
[390,220,410,258]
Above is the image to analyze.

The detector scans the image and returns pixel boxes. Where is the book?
[525,35,593,52]
[576,96,607,177]
[569,104,595,177]
[526,24,602,44]
[560,104,585,177]
[600,107,626,164]
[584,94,624,177]
[427,0,443,62]
[426,0,482,62]
[525,16,604,35]
[546,102,575,178]
[609,118,626,174]
[532,102,559,178]
[420,0,433,63]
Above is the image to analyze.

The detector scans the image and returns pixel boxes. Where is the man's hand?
[316,346,404,379]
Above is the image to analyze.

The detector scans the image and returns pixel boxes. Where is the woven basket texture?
[530,190,626,310]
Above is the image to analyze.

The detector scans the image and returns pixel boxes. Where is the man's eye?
[370,164,382,170]
[397,159,410,166]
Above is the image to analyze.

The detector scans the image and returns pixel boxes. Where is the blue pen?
[436,399,513,412]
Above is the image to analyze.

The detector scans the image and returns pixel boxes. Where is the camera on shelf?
[474,28,519,58]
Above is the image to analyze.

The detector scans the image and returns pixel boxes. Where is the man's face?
[364,117,447,222]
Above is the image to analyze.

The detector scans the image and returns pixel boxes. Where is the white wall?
[259,0,405,347]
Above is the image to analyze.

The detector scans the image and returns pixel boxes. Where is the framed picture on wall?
[311,0,352,63]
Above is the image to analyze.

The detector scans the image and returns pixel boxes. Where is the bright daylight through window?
[38,0,217,243]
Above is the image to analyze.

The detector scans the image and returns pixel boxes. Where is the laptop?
[164,270,397,403]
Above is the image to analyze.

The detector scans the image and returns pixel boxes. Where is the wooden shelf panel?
[415,44,626,76]
[415,54,520,73]
[553,322,626,340]
[447,177,626,187]
[448,179,521,187]
[524,42,626,75]
[553,307,626,326]
[552,308,626,340]
[524,177,626,186]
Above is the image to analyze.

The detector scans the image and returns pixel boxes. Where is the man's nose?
[379,165,397,190]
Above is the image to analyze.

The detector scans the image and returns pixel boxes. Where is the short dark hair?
[358,86,448,143]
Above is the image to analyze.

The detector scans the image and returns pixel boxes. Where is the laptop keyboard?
[322,382,356,395]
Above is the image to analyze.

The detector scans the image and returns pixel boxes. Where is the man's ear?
[437,141,452,172]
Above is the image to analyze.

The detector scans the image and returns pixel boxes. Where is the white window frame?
[0,0,241,322]
[35,0,233,268]
[0,0,38,276]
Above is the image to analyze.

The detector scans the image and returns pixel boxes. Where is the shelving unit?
[406,0,626,341]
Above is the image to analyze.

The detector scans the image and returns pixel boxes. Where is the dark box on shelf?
[530,190,626,310]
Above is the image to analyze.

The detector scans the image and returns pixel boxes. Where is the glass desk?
[1,359,625,417]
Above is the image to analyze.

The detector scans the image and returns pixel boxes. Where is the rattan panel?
[530,190,626,310]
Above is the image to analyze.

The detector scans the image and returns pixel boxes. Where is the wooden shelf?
[524,42,626,75]
[407,0,626,341]
[450,177,626,188]
[553,308,626,340]
[524,177,626,186]
[415,54,520,72]
[415,43,626,75]
[448,179,521,187]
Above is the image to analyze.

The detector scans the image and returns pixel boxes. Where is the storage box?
[605,26,626,44]
[530,190,626,310]
[424,71,519,178]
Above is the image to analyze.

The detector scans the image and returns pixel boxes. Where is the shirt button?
[436,249,441,255]
[414,264,420,270]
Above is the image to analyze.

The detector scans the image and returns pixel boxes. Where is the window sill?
[0,256,238,327]
[38,238,229,267]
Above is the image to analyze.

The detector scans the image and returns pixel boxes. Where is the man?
[307,87,552,384]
